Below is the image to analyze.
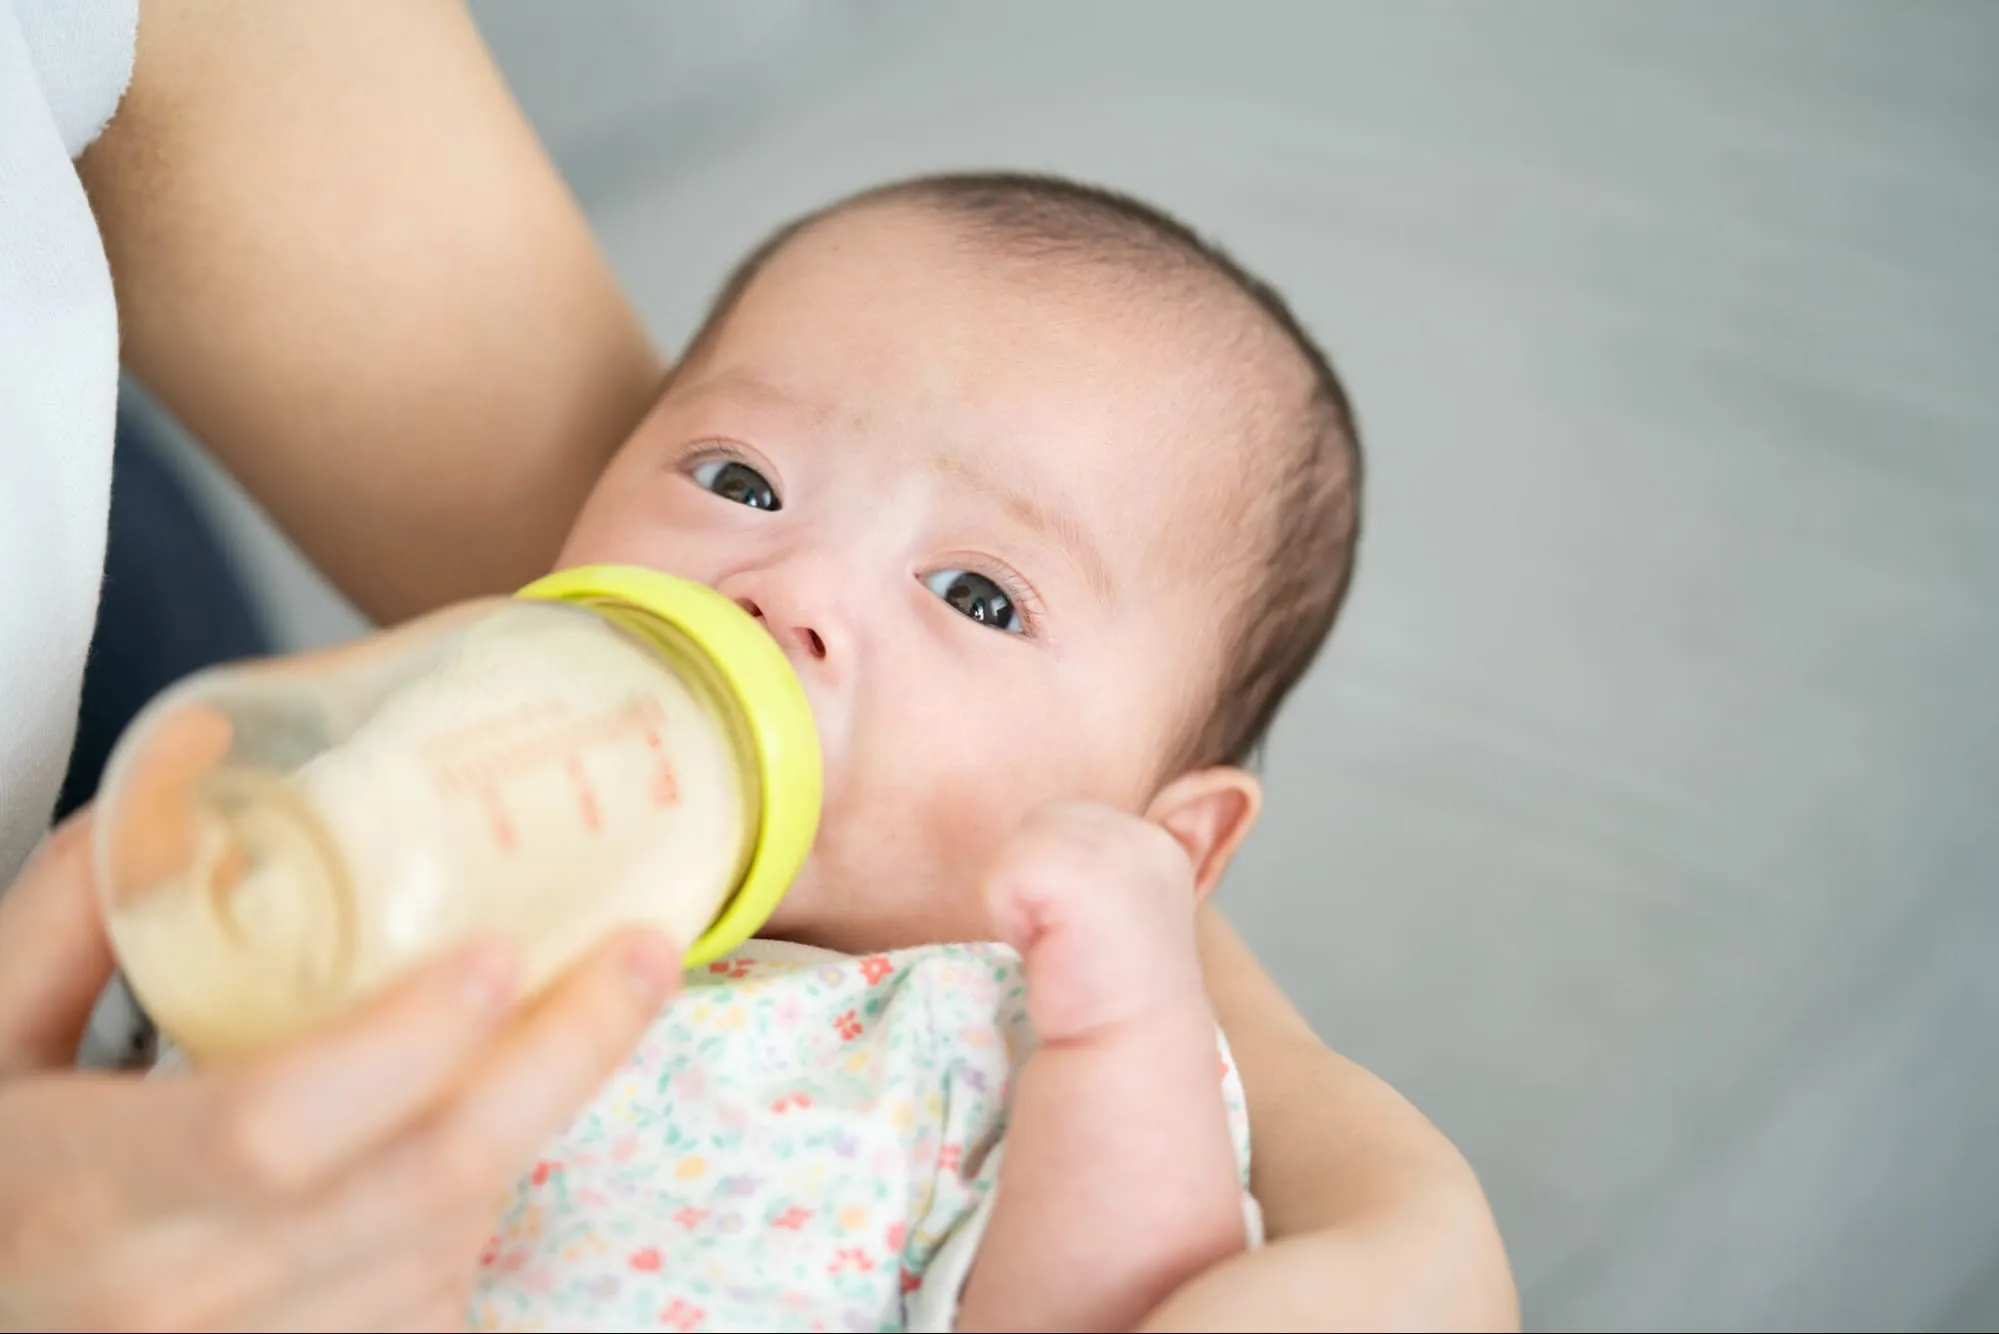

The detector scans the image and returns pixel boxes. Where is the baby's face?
[561,205,1249,951]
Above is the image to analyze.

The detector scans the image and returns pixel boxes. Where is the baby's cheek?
[870,752,1019,932]
[805,737,1023,946]
[794,668,1145,947]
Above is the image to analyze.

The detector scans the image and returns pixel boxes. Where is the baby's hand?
[982,802,1210,1044]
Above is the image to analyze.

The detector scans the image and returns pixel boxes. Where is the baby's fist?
[982,803,1209,1043]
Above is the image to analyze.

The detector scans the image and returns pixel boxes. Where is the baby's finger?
[983,830,1114,951]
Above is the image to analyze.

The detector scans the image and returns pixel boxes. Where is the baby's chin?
[749,844,994,956]
[755,853,828,945]
[753,852,892,954]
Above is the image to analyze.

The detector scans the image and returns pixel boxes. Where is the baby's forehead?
[714,202,1297,546]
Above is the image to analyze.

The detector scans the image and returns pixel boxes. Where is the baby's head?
[562,173,1360,951]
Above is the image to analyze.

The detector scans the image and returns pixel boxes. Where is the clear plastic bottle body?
[96,598,759,1062]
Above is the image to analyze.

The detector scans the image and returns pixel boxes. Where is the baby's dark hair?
[680,171,1362,771]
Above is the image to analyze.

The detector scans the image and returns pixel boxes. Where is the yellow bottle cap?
[514,565,821,967]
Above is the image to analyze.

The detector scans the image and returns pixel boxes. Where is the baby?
[468,172,1361,1333]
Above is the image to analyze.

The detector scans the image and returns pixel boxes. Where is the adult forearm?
[1191,909,1519,1329]
[82,0,665,624]
[1137,1216,1515,1334]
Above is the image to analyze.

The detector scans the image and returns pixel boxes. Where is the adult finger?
[408,926,678,1205]
[223,1222,483,1334]
[232,1124,494,1304]
[190,937,524,1201]
[0,927,517,1252]
[3,936,517,1230]
[217,933,678,1324]
[0,812,116,1077]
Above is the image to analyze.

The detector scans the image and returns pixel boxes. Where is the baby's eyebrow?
[932,454,1117,605]
[673,368,806,414]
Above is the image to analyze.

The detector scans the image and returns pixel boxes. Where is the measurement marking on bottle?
[421,697,680,853]
[643,724,680,807]
[478,785,518,853]
[566,755,602,833]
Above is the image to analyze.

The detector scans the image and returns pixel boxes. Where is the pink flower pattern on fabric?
[468,942,1251,1331]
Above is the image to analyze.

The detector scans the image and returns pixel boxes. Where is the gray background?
[140,4,1999,1330]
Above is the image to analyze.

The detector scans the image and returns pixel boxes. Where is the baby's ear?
[1144,767,1263,903]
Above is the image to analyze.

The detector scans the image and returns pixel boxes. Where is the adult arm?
[1141,910,1520,1332]
[79,0,666,625]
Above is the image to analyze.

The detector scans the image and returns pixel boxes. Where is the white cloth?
[0,0,136,882]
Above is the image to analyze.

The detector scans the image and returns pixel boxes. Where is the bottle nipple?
[192,768,355,1004]
[101,701,356,1059]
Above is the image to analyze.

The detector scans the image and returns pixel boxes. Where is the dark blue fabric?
[55,406,274,820]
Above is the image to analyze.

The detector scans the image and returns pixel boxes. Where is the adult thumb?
[0,812,116,1077]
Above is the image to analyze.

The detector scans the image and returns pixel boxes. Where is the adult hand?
[0,814,679,1331]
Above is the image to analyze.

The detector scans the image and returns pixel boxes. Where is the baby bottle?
[92,565,820,1063]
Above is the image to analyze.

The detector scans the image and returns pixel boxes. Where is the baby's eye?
[691,457,781,511]
[923,569,1023,635]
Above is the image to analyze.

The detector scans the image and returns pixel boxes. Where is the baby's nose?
[733,595,829,662]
